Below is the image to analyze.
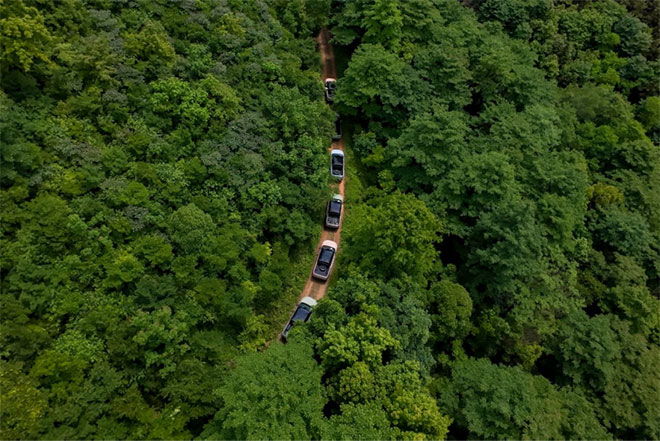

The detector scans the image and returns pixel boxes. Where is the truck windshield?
[319,248,334,264]
[329,201,341,215]
[292,304,311,321]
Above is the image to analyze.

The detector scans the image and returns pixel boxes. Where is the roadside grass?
[262,225,321,338]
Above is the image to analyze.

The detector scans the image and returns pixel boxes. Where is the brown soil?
[318,28,337,79]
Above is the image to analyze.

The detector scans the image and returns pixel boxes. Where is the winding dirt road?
[297,28,345,303]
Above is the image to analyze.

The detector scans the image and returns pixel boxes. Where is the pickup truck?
[325,78,337,103]
[312,240,337,281]
[281,296,317,340]
[325,194,343,229]
[330,149,344,180]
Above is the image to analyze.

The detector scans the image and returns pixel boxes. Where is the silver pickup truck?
[312,240,337,281]
[330,149,344,181]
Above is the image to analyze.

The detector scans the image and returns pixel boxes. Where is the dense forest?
[1,0,659,440]
[1,0,333,437]
[322,0,660,438]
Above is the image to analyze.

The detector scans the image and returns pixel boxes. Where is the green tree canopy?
[202,340,327,440]
[342,191,442,281]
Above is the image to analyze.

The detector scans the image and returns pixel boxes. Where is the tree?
[361,0,403,50]
[553,311,660,438]
[636,96,660,142]
[103,250,144,288]
[149,76,240,133]
[0,361,47,439]
[325,403,400,440]
[441,358,609,440]
[328,1,660,439]
[424,280,472,345]
[335,43,422,123]
[4,0,660,438]
[342,191,442,281]
[202,340,327,440]
[320,325,450,439]
[317,312,400,372]
[0,0,54,73]
[376,361,451,438]
[477,0,551,37]
[613,14,652,56]
[132,234,173,268]
[470,33,551,108]
[596,253,660,339]
[167,203,215,255]
[1,1,336,436]
[387,106,470,193]
[412,41,473,109]
[122,20,175,67]
[324,273,433,368]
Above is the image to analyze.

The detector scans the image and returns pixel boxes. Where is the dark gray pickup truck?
[325,194,343,229]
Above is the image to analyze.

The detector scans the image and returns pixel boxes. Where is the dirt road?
[297,28,345,303]
[318,28,337,79]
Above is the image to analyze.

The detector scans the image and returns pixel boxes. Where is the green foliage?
[361,0,403,50]
[149,76,240,132]
[441,358,610,440]
[0,0,54,72]
[478,0,659,98]
[342,191,442,281]
[329,0,660,438]
[1,0,335,437]
[203,340,327,440]
[0,361,47,439]
[308,263,451,439]
[553,311,660,438]
[324,403,399,440]
[122,20,175,63]
[424,280,472,345]
[313,302,450,439]
[637,96,660,142]
[2,0,658,438]
[335,43,420,123]
[167,203,215,255]
[387,106,469,192]
[318,312,400,371]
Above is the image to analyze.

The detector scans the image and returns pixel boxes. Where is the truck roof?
[322,240,337,249]
[300,296,317,307]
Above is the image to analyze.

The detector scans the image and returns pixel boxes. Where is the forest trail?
[297,28,345,304]
[318,27,337,79]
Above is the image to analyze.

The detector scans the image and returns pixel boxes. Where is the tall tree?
[202,340,327,440]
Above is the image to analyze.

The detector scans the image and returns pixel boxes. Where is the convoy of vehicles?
[281,79,344,340]
[281,296,317,340]
[312,240,338,281]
